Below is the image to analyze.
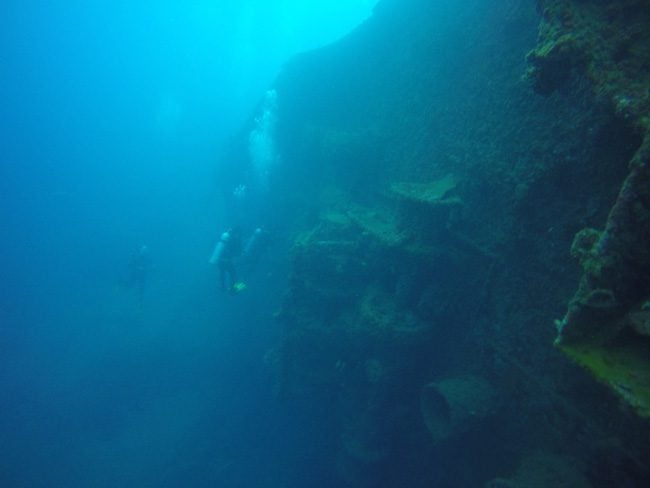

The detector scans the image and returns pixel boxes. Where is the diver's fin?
[231,281,247,294]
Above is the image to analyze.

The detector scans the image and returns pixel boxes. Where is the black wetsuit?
[218,233,242,291]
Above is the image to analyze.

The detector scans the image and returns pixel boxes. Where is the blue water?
[0,2,375,486]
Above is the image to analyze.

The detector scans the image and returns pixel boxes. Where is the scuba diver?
[126,244,152,305]
[209,227,245,294]
[241,227,271,272]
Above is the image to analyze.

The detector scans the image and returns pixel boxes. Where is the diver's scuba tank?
[209,230,230,264]
[243,227,263,257]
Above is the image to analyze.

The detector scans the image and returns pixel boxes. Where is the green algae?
[559,339,650,418]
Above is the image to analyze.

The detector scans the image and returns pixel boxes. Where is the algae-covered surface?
[390,174,459,204]
[560,340,650,418]
[227,0,650,486]
[531,0,650,426]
